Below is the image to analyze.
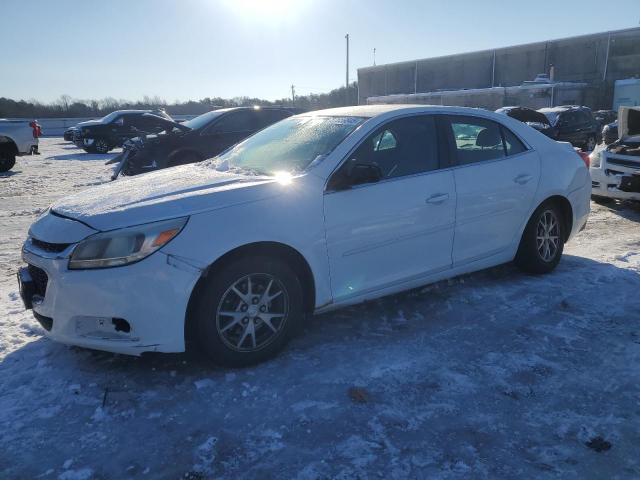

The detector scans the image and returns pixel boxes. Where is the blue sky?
[2,0,639,103]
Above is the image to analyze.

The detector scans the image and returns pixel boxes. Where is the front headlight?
[68,217,188,269]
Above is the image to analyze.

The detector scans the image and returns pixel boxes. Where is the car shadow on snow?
[48,152,120,161]
[597,199,640,222]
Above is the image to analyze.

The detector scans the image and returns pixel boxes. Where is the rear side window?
[501,127,527,156]
[349,115,439,179]
[448,116,505,165]
[210,111,257,133]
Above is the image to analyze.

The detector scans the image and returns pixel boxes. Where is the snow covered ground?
[1,138,640,479]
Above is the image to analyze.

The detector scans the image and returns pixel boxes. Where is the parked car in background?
[538,105,601,151]
[18,105,590,366]
[590,106,640,202]
[0,119,41,172]
[602,120,619,145]
[593,109,617,129]
[495,106,556,137]
[112,106,298,178]
[73,109,174,153]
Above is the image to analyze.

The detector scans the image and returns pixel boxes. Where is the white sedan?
[18,105,591,366]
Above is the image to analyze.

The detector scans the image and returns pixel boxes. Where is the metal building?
[358,27,640,109]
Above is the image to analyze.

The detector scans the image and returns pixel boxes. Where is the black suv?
[113,107,298,178]
[537,106,601,150]
[73,109,173,153]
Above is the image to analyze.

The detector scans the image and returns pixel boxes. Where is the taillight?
[576,149,590,168]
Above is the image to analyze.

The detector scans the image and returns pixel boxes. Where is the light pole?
[345,33,350,106]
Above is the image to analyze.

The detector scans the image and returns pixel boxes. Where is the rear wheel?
[193,256,304,366]
[0,152,16,172]
[515,202,565,274]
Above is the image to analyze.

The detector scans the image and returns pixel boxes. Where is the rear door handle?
[514,174,533,185]
[425,193,449,204]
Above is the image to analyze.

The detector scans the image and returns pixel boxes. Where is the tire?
[585,135,596,152]
[515,202,565,274]
[193,255,304,367]
[0,152,16,172]
[94,138,111,154]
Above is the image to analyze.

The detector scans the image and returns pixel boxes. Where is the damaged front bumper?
[19,240,202,356]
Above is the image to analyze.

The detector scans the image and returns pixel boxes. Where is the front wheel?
[94,138,111,154]
[193,256,304,366]
[585,135,596,152]
[515,203,565,274]
[0,152,16,172]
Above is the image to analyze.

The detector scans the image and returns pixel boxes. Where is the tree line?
[0,83,358,119]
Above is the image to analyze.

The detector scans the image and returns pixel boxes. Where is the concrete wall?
[358,27,640,109]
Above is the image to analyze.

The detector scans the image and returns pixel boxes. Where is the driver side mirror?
[329,159,382,191]
[349,162,382,186]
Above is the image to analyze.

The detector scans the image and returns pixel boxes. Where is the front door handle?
[426,193,449,204]
[514,174,533,185]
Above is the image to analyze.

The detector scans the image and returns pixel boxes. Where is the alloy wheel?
[95,139,109,153]
[536,210,560,262]
[216,273,289,352]
[586,136,596,151]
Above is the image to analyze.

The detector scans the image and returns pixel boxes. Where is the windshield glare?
[183,110,226,130]
[210,116,364,175]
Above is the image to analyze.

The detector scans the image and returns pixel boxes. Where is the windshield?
[182,110,227,130]
[541,111,560,126]
[210,115,365,175]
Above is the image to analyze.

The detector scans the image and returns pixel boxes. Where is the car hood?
[51,164,280,231]
[618,106,640,141]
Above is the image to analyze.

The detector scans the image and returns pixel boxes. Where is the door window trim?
[324,112,533,194]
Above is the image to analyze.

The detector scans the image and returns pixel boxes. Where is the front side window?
[210,111,258,134]
[350,115,439,179]
[449,116,505,165]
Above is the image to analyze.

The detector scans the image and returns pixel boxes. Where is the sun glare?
[220,0,303,21]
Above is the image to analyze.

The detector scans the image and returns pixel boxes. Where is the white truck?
[0,119,41,172]
[590,106,640,202]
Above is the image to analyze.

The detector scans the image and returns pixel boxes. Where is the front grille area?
[27,264,48,297]
[31,237,71,253]
[608,158,640,170]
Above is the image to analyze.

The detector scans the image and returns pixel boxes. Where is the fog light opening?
[112,318,131,333]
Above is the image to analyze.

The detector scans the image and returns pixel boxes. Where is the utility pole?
[373,47,376,66]
[345,33,350,106]
[291,84,295,106]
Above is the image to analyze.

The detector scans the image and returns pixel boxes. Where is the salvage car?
[18,105,591,366]
[538,105,601,150]
[0,119,41,172]
[73,109,174,153]
[111,106,298,178]
[495,106,556,137]
[590,106,640,202]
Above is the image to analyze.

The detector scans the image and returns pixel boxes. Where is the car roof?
[301,104,500,119]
